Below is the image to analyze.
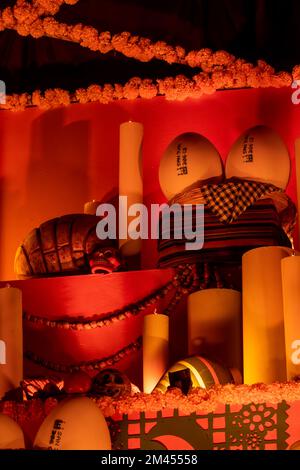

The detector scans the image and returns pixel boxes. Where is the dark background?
[0,0,298,93]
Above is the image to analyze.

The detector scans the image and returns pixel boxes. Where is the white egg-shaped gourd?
[225,126,290,189]
[159,132,223,200]
[33,396,111,450]
[0,413,25,449]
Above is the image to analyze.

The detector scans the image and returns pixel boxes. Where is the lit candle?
[281,255,300,380]
[143,309,169,393]
[0,286,23,398]
[242,246,291,384]
[187,288,242,372]
[295,138,300,245]
[84,200,101,215]
[119,121,143,257]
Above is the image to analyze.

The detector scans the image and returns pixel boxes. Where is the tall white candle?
[0,286,23,398]
[281,255,300,380]
[242,246,291,384]
[119,121,143,257]
[187,288,242,372]
[143,311,169,393]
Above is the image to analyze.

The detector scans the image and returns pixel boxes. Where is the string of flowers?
[22,264,199,329]
[25,336,143,372]
[0,0,299,111]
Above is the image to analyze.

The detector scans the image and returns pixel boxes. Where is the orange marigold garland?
[0,67,295,112]
[0,0,298,111]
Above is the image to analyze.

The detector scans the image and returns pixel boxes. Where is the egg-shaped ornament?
[0,414,25,449]
[33,396,111,450]
[159,132,223,200]
[155,355,236,393]
[225,126,290,189]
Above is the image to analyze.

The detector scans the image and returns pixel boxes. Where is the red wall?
[0,86,299,280]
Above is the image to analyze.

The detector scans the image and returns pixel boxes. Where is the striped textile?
[158,198,292,269]
[171,178,296,238]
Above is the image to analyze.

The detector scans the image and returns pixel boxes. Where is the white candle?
[119,121,143,256]
[0,286,23,398]
[281,255,300,380]
[242,246,291,384]
[187,288,242,372]
[143,310,169,393]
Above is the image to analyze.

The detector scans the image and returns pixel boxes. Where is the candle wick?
[154,308,158,315]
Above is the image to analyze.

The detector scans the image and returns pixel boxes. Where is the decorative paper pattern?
[111,402,290,450]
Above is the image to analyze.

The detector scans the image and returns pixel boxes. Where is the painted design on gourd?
[14,213,122,278]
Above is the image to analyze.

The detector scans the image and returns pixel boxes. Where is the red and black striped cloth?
[158,179,296,272]
[158,198,292,268]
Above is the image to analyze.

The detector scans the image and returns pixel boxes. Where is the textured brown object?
[14,214,122,279]
[91,369,132,398]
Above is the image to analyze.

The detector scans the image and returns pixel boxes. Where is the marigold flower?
[123,77,142,100]
[0,0,296,110]
[292,65,300,81]
[139,79,157,99]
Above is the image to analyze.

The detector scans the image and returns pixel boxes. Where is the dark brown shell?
[14,213,117,279]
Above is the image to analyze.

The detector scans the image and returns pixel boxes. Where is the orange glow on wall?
[0,87,299,281]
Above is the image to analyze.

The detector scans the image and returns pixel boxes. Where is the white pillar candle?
[119,121,143,257]
[187,288,242,372]
[143,311,169,393]
[0,286,23,398]
[84,200,101,215]
[281,255,300,380]
[242,246,291,384]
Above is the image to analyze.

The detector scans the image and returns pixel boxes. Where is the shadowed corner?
[25,109,91,218]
